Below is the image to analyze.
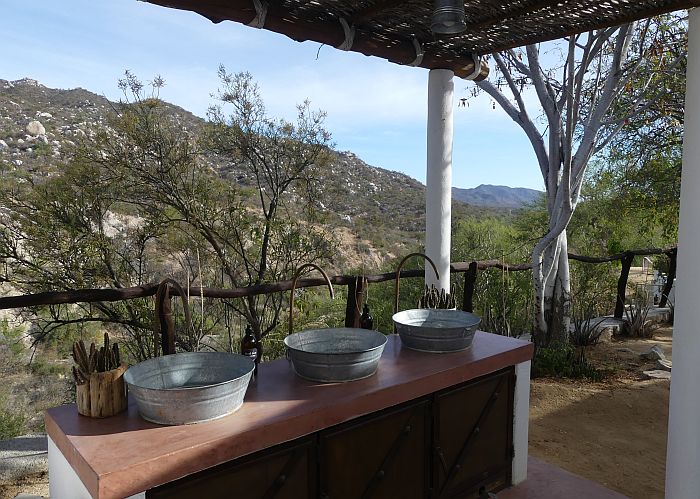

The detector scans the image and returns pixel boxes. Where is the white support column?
[512,360,531,484]
[665,7,700,498]
[426,69,454,292]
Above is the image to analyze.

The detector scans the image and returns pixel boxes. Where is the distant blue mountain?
[452,184,543,208]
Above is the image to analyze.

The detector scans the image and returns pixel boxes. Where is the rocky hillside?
[0,78,499,271]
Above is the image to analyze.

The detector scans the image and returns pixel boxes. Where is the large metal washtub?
[284,327,387,383]
[392,253,482,353]
[124,351,254,425]
[284,263,387,383]
[124,279,255,425]
[392,308,481,353]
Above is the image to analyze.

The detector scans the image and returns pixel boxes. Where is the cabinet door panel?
[433,367,514,498]
[146,436,316,499]
[319,397,430,499]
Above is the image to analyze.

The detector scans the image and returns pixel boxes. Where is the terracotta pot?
[76,364,128,418]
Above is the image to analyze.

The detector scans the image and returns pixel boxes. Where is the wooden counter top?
[46,332,533,499]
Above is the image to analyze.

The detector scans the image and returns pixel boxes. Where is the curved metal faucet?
[289,263,335,336]
[394,253,440,315]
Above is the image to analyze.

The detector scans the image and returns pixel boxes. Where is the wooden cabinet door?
[432,367,514,499]
[318,397,431,499]
[146,436,316,499]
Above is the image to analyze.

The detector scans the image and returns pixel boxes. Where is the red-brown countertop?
[46,331,533,499]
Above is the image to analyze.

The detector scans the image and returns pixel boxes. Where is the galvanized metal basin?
[392,309,481,353]
[284,327,388,383]
[124,352,254,425]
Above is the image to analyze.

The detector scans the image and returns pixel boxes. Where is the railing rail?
[0,245,678,343]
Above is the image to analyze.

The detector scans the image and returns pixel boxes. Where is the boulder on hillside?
[25,121,45,136]
[0,140,7,150]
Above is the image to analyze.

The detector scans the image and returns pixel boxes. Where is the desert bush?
[452,215,533,337]
[29,357,68,377]
[0,399,27,439]
[532,342,603,381]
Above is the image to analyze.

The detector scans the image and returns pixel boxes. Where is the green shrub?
[0,400,26,439]
[29,357,67,377]
[533,342,603,381]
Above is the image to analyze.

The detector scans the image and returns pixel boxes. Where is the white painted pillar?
[512,360,531,484]
[665,7,700,498]
[426,69,454,291]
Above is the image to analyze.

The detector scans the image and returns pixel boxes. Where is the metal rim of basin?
[392,308,481,353]
[284,327,388,383]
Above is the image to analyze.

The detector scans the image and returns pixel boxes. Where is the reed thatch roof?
[144,0,700,79]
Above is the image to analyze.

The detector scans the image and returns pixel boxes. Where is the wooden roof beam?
[143,0,489,80]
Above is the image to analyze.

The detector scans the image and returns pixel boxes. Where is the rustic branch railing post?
[462,261,478,313]
[659,247,678,308]
[159,285,176,355]
[344,276,365,328]
[614,251,636,319]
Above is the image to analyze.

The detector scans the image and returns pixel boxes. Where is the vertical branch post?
[159,285,176,355]
[614,251,635,319]
[344,276,365,328]
[659,248,677,308]
[462,261,478,313]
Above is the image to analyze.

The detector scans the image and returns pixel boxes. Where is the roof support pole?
[665,7,700,498]
[425,69,454,292]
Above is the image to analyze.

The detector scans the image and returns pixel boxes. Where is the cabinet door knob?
[376,470,385,479]
[403,425,411,434]
[275,475,287,486]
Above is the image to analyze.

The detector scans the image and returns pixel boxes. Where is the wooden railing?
[0,246,677,343]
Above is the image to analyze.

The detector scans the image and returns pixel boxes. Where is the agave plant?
[621,290,658,337]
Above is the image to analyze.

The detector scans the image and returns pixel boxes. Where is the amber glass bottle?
[240,323,261,377]
[359,303,374,330]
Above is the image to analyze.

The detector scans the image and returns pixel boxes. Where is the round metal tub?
[392,309,481,353]
[124,352,254,425]
[284,327,388,383]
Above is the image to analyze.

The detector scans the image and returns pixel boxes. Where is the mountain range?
[452,184,542,208]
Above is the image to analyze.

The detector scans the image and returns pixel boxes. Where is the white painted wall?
[665,7,700,498]
[512,360,531,484]
[425,69,454,292]
[49,435,145,499]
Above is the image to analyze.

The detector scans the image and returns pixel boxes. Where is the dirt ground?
[530,326,673,499]
[0,471,48,499]
[0,328,673,499]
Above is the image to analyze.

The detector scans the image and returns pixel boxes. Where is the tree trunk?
[533,231,571,352]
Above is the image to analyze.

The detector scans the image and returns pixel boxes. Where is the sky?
[1,0,546,191]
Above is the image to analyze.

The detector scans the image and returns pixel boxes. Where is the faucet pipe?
[394,253,440,315]
[289,263,335,336]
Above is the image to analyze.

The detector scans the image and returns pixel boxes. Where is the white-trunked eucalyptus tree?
[474,16,688,350]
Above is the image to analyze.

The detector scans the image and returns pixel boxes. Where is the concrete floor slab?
[498,457,630,499]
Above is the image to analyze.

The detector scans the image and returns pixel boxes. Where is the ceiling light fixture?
[431,0,467,34]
